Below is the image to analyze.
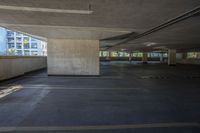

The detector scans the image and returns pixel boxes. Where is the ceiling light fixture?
[144,42,157,47]
[0,5,93,14]
[121,49,127,51]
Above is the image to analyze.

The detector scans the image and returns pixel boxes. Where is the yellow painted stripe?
[0,123,199,132]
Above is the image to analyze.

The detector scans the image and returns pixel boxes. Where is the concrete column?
[47,39,99,75]
[100,51,103,57]
[197,52,200,59]
[106,51,111,60]
[160,53,164,63]
[142,52,148,64]
[129,52,132,62]
[182,52,187,59]
[168,49,176,66]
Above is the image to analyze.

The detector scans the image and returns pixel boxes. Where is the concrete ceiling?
[0,0,199,51]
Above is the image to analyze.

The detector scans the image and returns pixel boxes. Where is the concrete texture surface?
[0,0,199,51]
[47,39,99,75]
[0,62,200,132]
[0,56,47,81]
[168,49,176,65]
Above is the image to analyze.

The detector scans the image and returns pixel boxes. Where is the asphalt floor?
[0,61,200,133]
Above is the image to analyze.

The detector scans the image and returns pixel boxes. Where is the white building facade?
[7,30,47,56]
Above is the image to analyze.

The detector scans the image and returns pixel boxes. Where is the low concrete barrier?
[0,56,47,81]
[178,59,200,65]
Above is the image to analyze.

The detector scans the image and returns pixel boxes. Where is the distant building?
[7,30,47,56]
[0,27,7,55]
[0,27,47,56]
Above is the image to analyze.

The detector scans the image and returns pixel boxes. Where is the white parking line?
[0,85,23,99]
[0,122,199,132]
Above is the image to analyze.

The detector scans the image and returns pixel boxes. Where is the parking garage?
[0,0,200,133]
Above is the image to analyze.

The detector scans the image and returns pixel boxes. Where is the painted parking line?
[0,122,199,132]
[24,76,122,79]
[0,85,23,99]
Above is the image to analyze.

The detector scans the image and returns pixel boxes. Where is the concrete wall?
[0,56,47,81]
[176,53,200,65]
[48,39,99,75]
[178,59,200,65]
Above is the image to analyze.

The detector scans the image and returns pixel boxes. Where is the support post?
[142,52,148,64]
[106,51,111,61]
[129,52,132,62]
[47,39,99,75]
[182,52,187,60]
[160,52,164,63]
[168,49,176,66]
[197,52,200,59]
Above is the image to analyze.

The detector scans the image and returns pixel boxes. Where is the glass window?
[187,52,198,58]
[24,50,30,55]
[8,43,15,48]
[124,52,130,57]
[31,51,38,56]
[7,31,14,37]
[16,37,22,42]
[31,38,37,42]
[16,32,22,36]
[111,51,118,57]
[16,43,22,49]
[8,38,14,43]
[16,50,22,55]
[132,52,143,57]
[102,51,109,57]
[31,43,37,49]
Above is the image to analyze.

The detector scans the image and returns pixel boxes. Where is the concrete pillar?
[160,53,164,63]
[182,52,187,59]
[106,51,111,60]
[129,52,132,62]
[197,52,200,59]
[47,39,99,75]
[142,52,148,64]
[100,51,103,57]
[168,49,176,66]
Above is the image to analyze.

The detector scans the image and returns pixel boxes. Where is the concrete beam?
[47,39,99,75]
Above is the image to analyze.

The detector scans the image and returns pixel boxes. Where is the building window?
[8,43,15,48]
[16,32,22,36]
[24,50,30,55]
[17,50,22,55]
[132,52,143,57]
[16,37,22,42]
[187,52,198,58]
[8,38,14,43]
[31,51,38,55]
[7,31,14,37]
[16,43,22,49]
[31,43,38,49]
